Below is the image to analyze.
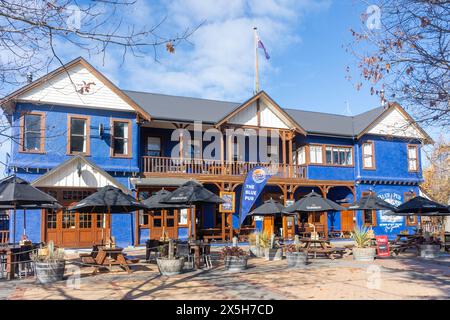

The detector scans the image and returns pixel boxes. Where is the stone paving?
[1,248,449,300]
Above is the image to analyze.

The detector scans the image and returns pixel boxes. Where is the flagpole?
[254,27,259,94]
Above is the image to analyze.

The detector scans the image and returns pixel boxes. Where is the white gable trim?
[18,63,134,112]
[367,106,428,140]
[228,96,291,129]
[31,156,128,192]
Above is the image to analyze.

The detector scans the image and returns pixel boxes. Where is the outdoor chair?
[201,244,213,269]
[177,243,194,269]
[0,252,6,279]
[16,245,34,279]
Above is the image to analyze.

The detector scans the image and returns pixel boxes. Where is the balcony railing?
[142,156,307,179]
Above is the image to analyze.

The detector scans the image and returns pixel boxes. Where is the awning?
[130,177,200,188]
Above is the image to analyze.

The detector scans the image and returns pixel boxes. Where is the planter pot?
[249,246,265,258]
[264,248,283,261]
[420,244,441,259]
[286,251,308,267]
[352,247,376,262]
[157,257,185,276]
[35,260,65,284]
[224,256,248,272]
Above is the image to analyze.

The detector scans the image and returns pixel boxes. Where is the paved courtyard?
[1,248,449,300]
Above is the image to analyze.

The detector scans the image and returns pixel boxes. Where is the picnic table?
[80,245,138,274]
[0,243,38,280]
[299,238,347,260]
[390,234,422,255]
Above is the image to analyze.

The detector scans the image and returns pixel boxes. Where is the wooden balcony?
[142,156,307,180]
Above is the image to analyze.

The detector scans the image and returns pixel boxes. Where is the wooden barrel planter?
[352,247,376,262]
[35,261,66,284]
[224,256,248,272]
[420,244,441,259]
[286,251,308,267]
[264,248,283,261]
[156,257,185,276]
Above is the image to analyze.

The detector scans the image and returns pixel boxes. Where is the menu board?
[375,235,390,257]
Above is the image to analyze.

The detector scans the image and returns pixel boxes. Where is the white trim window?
[362,142,375,169]
[309,145,323,164]
[407,145,419,171]
[297,146,306,165]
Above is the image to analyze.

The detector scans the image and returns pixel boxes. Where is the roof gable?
[360,104,432,143]
[216,91,306,134]
[2,57,151,120]
[31,156,128,193]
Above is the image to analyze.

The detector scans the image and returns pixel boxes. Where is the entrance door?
[341,209,355,233]
[149,209,178,240]
[263,216,274,236]
[283,216,295,239]
[43,189,110,248]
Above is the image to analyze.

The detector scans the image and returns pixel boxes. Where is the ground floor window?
[363,209,377,227]
[46,210,57,229]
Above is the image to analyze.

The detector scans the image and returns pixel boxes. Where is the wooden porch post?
[134,188,140,246]
[281,131,286,177]
[321,186,330,240]
[288,131,293,178]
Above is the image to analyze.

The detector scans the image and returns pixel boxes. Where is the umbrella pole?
[13,204,16,244]
[23,209,26,236]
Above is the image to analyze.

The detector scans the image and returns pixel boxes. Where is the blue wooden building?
[0,57,432,248]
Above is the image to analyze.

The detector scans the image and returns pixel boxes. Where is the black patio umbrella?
[284,191,345,213]
[384,196,450,217]
[249,199,293,216]
[347,194,397,211]
[162,180,224,240]
[141,190,190,210]
[68,185,149,242]
[0,175,60,243]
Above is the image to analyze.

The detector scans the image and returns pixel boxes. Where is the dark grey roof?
[122,89,385,137]
[123,90,239,123]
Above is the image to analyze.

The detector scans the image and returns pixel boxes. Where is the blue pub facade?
[0,57,432,248]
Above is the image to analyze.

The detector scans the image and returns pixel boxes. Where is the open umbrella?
[162,180,224,240]
[284,191,344,213]
[384,196,450,217]
[0,175,60,243]
[249,199,293,216]
[68,185,149,242]
[347,194,397,211]
[141,190,190,210]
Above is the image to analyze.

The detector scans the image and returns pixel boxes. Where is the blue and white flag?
[256,34,270,60]
[239,166,273,225]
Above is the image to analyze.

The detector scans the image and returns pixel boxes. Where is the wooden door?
[149,210,178,240]
[283,216,295,239]
[263,216,274,236]
[341,209,355,233]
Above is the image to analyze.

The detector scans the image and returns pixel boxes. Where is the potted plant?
[285,243,308,267]
[31,241,66,284]
[260,233,283,261]
[351,226,376,262]
[419,233,441,259]
[248,232,264,258]
[220,246,248,272]
[156,239,185,276]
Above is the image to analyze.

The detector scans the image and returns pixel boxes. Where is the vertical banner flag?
[239,166,273,225]
[256,33,270,60]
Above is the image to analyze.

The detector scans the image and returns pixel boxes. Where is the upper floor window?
[146,137,161,157]
[325,146,353,166]
[309,145,323,164]
[362,141,375,169]
[407,145,419,171]
[111,120,131,157]
[20,112,45,153]
[68,116,90,155]
[296,146,306,165]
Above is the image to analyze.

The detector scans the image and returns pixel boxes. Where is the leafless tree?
[0,0,201,96]
[346,0,449,128]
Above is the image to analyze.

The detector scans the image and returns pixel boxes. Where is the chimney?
[26,72,33,84]
[380,90,387,109]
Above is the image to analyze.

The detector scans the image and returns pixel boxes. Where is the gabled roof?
[0,57,152,120]
[215,91,307,134]
[31,156,129,193]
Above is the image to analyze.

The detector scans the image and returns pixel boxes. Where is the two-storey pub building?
[0,57,432,248]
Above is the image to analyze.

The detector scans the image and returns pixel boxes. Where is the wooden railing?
[142,156,307,179]
[0,230,9,245]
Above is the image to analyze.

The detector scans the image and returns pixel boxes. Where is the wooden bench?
[303,247,347,260]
